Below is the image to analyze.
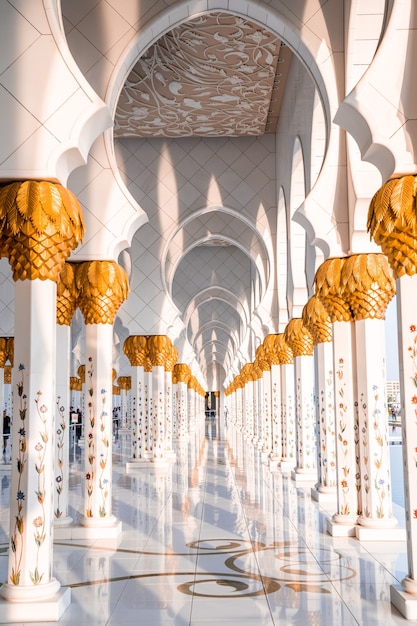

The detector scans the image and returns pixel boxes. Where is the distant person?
[2,410,10,455]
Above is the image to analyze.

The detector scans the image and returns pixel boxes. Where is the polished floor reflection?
[0,420,411,625]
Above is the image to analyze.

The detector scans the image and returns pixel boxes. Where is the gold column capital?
[314,257,352,322]
[70,376,82,391]
[4,365,12,385]
[302,295,332,344]
[57,262,78,325]
[165,345,178,373]
[123,335,149,367]
[284,319,314,357]
[0,338,7,368]
[77,364,85,383]
[367,175,417,277]
[118,376,132,391]
[188,375,197,391]
[255,345,270,372]
[341,253,396,320]
[262,334,281,365]
[275,334,293,364]
[76,260,129,325]
[0,180,85,281]
[173,363,191,384]
[148,335,171,367]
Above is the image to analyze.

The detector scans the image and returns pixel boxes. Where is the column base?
[391,582,417,620]
[291,468,317,482]
[355,515,405,541]
[126,458,169,471]
[66,516,123,540]
[0,582,70,623]
[54,515,73,528]
[279,458,295,472]
[269,457,281,472]
[327,513,358,537]
[311,485,337,503]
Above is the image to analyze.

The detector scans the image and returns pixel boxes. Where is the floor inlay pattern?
[0,424,410,624]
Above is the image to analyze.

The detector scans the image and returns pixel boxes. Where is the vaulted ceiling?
[114,11,293,389]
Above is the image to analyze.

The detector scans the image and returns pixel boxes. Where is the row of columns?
[225,174,417,620]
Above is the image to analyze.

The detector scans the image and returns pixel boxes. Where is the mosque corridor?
[0,421,410,625]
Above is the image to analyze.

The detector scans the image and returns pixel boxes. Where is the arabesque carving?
[76,260,129,324]
[0,181,85,281]
[367,175,417,277]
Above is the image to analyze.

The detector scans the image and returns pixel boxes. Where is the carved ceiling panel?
[114,12,291,138]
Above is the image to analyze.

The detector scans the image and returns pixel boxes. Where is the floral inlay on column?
[86,357,95,517]
[54,401,66,519]
[32,391,49,584]
[98,387,110,517]
[11,364,27,585]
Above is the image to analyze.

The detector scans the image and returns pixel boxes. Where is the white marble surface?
[0,423,410,625]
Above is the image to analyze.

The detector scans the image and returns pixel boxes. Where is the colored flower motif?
[412,396,417,404]
[35,443,43,451]
[33,516,43,527]
[16,491,25,500]
[341,480,348,488]
[411,325,416,332]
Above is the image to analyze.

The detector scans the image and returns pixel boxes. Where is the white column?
[54,323,72,528]
[0,279,70,615]
[311,341,337,503]
[280,363,296,471]
[269,363,282,469]
[328,321,360,536]
[292,354,317,482]
[391,274,417,618]
[80,324,120,535]
[355,318,399,539]
[152,365,166,464]
[165,369,175,459]
[177,382,189,441]
[261,369,272,459]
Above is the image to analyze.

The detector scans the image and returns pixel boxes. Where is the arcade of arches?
[0,0,417,623]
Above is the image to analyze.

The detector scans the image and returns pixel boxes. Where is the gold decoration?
[302,296,332,344]
[274,334,293,364]
[240,363,256,384]
[113,385,120,395]
[77,364,85,383]
[118,376,132,391]
[56,262,78,325]
[0,338,7,368]
[4,365,12,385]
[76,260,129,324]
[148,335,171,367]
[313,257,352,322]
[70,376,82,391]
[124,335,148,367]
[173,363,191,384]
[165,344,178,373]
[284,319,313,357]
[341,253,395,320]
[367,175,417,277]
[0,180,85,281]
[188,375,197,391]
[263,334,280,365]
[255,345,271,372]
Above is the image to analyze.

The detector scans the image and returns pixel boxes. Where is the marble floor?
[0,421,412,625]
